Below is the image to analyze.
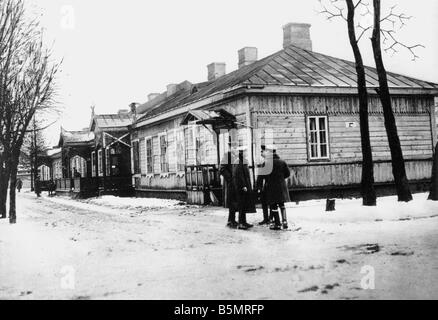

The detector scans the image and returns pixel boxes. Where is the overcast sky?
[26,0,438,145]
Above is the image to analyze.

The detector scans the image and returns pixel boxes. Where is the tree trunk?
[346,0,376,206]
[8,159,18,224]
[0,158,10,219]
[371,0,413,202]
[0,172,8,219]
[429,143,438,201]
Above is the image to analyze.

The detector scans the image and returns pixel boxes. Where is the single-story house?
[130,22,438,204]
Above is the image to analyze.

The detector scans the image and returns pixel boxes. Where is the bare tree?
[320,0,376,206]
[320,0,423,203]
[370,0,415,202]
[0,0,60,223]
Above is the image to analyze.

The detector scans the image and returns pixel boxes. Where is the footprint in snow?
[298,286,319,293]
[237,265,265,273]
[390,251,414,256]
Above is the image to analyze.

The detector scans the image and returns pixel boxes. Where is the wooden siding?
[288,160,432,189]
[134,97,250,191]
[329,114,433,161]
[133,93,435,193]
[250,95,434,115]
[253,94,435,188]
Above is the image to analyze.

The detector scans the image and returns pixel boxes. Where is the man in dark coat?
[232,148,254,230]
[263,147,291,230]
[16,178,23,193]
[256,145,271,225]
[220,149,238,228]
[35,176,41,198]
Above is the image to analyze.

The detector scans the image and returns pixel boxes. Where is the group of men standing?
[220,145,291,231]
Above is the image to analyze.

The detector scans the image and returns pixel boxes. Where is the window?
[195,126,202,165]
[91,151,96,177]
[146,138,153,174]
[70,156,86,178]
[176,129,185,172]
[307,116,329,160]
[39,165,51,181]
[98,150,103,176]
[105,148,111,176]
[132,140,140,174]
[159,134,169,173]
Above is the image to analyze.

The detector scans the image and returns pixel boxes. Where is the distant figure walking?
[48,180,56,197]
[232,147,255,230]
[262,146,291,230]
[35,176,41,198]
[16,178,23,193]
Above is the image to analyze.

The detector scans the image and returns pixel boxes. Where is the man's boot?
[238,212,249,230]
[269,207,282,230]
[258,203,270,225]
[227,210,238,229]
[280,206,288,230]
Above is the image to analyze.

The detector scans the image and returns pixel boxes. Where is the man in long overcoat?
[256,145,271,225]
[232,148,255,230]
[263,148,291,230]
[220,149,238,228]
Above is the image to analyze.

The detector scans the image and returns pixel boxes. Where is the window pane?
[311,132,318,144]
[309,118,316,131]
[319,117,326,131]
[319,131,327,144]
[320,144,328,158]
[311,144,318,158]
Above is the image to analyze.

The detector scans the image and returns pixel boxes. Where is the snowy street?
[1,191,438,300]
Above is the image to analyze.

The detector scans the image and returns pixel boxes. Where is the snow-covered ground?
[0,192,437,300]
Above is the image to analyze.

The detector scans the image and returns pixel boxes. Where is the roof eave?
[133,84,438,129]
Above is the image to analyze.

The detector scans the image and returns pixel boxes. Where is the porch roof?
[58,128,95,147]
[180,109,236,130]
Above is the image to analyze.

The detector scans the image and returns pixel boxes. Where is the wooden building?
[51,109,134,197]
[131,22,438,204]
[55,128,95,195]
[89,111,133,196]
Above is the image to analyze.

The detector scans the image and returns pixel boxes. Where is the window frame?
[306,115,330,161]
[98,149,103,177]
[132,139,140,175]
[175,128,186,173]
[158,132,169,173]
[91,151,96,177]
[105,148,111,176]
[145,136,154,174]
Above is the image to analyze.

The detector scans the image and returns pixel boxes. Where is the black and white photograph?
[0,0,438,303]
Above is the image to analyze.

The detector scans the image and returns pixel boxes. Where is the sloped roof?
[59,128,95,147]
[91,114,132,130]
[45,148,62,158]
[136,44,438,124]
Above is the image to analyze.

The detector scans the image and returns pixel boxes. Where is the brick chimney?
[238,47,258,69]
[207,63,226,81]
[283,22,312,51]
[167,84,178,97]
[148,93,160,101]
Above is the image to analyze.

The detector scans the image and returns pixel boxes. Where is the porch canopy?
[180,109,236,131]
